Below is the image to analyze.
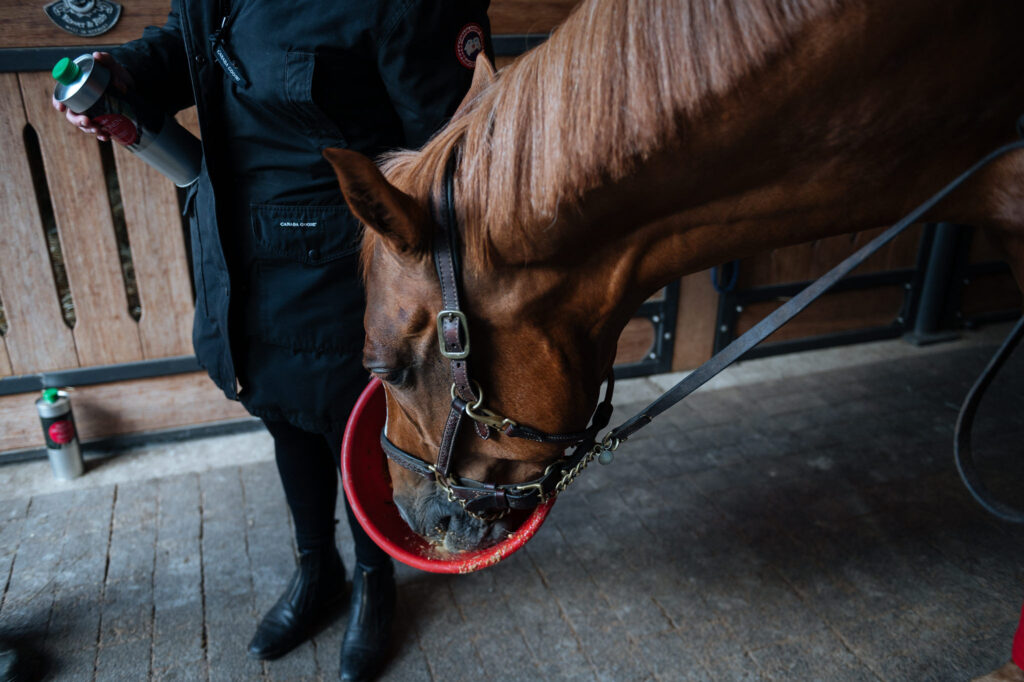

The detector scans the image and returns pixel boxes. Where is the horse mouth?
[394,484,515,554]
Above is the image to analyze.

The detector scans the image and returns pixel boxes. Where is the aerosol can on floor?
[35,388,84,480]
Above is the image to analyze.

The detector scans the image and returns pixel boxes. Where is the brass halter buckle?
[436,310,470,359]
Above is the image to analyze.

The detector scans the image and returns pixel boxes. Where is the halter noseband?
[379,154,616,519]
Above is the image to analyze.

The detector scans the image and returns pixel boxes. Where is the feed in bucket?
[341,378,554,574]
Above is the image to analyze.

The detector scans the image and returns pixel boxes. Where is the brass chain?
[509,432,621,504]
[550,433,620,499]
[428,464,511,522]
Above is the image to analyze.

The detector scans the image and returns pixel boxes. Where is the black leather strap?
[954,315,1024,522]
[434,155,488,444]
[380,431,589,512]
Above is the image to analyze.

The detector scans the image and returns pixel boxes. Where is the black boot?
[248,546,347,660]
[339,561,395,681]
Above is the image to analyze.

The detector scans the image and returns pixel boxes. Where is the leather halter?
[379,154,616,517]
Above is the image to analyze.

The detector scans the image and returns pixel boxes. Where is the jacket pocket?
[248,203,365,354]
[285,51,347,144]
[250,203,361,264]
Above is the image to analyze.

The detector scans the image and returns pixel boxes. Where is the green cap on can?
[42,388,60,404]
[52,57,82,86]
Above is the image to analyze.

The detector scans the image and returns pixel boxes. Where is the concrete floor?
[1,324,1022,681]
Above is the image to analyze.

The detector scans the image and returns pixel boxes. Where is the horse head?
[325,57,625,554]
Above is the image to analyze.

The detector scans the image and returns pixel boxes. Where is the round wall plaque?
[44,0,122,37]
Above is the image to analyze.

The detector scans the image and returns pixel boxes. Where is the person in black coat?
[52,1,491,679]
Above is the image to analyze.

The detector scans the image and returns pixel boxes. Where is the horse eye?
[370,367,409,386]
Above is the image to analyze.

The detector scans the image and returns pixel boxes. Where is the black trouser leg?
[265,419,390,568]
[250,419,351,660]
[264,419,339,552]
[323,429,391,569]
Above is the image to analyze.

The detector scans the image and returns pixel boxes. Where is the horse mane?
[377,0,840,265]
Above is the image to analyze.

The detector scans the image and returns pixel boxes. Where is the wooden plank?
[614,317,654,365]
[19,71,144,367]
[490,0,580,35]
[112,144,193,358]
[0,0,171,50]
[0,72,80,374]
[969,229,1009,264]
[175,107,200,139]
[961,272,1021,319]
[671,270,718,371]
[0,340,11,377]
[739,225,923,288]
[735,286,905,344]
[0,371,249,452]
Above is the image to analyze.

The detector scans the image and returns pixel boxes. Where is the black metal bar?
[0,355,202,396]
[0,45,120,72]
[614,280,681,379]
[655,279,681,374]
[898,223,937,333]
[904,223,961,346]
[0,417,262,466]
[713,290,737,354]
[945,226,976,329]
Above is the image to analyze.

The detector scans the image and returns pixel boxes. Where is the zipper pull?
[209,16,249,88]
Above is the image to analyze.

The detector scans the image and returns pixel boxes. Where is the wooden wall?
[733,227,923,344]
[0,71,245,453]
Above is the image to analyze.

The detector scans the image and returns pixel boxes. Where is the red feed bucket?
[341,377,555,574]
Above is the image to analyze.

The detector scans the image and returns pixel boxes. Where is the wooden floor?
[0,331,1023,681]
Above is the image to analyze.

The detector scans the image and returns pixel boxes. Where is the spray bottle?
[35,388,84,480]
[52,53,202,187]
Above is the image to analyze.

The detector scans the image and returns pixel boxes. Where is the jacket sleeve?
[376,0,492,148]
[108,0,194,115]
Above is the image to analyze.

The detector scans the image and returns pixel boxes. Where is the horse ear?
[323,148,429,253]
[451,52,496,121]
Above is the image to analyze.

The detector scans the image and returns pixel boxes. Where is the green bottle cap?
[52,57,82,86]
[42,388,60,404]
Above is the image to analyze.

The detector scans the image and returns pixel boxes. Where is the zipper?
[209,0,249,87]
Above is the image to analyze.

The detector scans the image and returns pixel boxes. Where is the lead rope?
[954,315,1024,522]
[595,138,1024,469]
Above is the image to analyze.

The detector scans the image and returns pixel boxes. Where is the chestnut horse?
[325,0,1024,555]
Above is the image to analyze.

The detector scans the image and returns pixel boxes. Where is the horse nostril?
[432,514,451,535]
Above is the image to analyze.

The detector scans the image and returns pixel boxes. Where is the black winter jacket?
[111,0,491,433]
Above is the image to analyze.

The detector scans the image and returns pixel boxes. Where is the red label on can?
[94,113,140,146]
[48,419,76,445]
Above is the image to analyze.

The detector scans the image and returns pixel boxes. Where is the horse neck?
[454,0,844,265]
[485,0,1022,351]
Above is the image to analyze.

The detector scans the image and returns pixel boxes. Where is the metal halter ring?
[451,381,519,432]
[450,380,483,409]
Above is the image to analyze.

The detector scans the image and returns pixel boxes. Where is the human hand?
[51,51,135,142]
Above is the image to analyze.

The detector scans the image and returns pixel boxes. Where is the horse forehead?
[366,242,434,299]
